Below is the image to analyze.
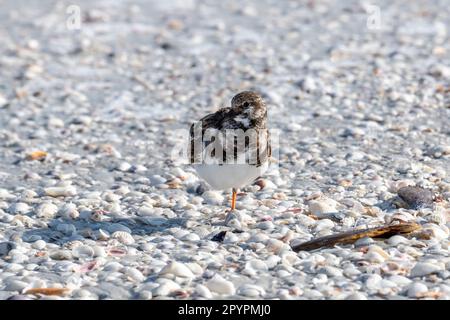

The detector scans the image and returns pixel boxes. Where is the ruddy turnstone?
[189,91,271,210]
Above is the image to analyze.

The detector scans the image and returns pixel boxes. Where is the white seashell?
[368,245,390,259]
[0,188,15,200]
[202,191,224,206]
[265,256,281,269]
[281,252,300,267]
[237,284,266,297]
[224,211,241,228]
[206,275,236,295]
[354,236,374,247]
[388,275,412,286]
[36,203,58,218]
[345,292,367,300]
[308,197,339,218]
[150,175,166,185]
[103,262,124,272]
[223,232,239,243]
[47,117,64,128]
[8,202,30,214]
[0,94,8,108]
[111,231,135,245]
[384,211,415,224]
[72,245,94,259]
[58,203,79,219]
[255,179,277,190]
[138,206,154,216]
[243,259,268,276]
[365,274,382,290]
[114,185,130,195]
[387,235,409,246]
[159,261,195,278]
[194,284,213,298]
[123,267,145,282]
[116,162,132,172]
[425,209,447,225]
[320,266,343,277]
[105,202,121,214]
[92,245,106,257]
[32,240,46,250]
[342,216,356,227]
[407,282,428,298]
[169,167,185,178]
[96,229,110,241]
[266,239,290,255]
[185,262,203,276]
[410,262,443,277]
[4,280,29,292]
[103,192,121,202]
[364,251,386,263]
[256,221,274,230]
[44,186,77,197]
[181,233,200,241]
[138,291,152,300]
[314,219,335,231]
[421,224,449,240]
[192,227,210,239]
[12,214,35,227]
[343,265,361,277]
[152,279,180,296]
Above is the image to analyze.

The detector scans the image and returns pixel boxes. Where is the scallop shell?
[111,231,135,244]
[384,211,415,224]
[12,214,35,227]
[96,229,110,241]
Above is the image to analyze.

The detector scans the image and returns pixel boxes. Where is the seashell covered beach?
[0,0,449,300]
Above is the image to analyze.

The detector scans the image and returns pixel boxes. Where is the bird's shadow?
[374,197,399,213]
[21,215,187,246]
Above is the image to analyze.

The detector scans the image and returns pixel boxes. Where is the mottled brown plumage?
[397,186,435,209]
[189,91,271,166]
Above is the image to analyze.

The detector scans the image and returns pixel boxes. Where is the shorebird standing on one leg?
[189,91,271,213]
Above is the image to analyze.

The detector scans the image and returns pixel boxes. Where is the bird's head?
[231,91,266,120]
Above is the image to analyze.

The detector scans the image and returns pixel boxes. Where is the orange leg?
[231,188,237,210]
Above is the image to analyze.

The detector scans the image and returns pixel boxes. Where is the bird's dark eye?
[243,102,250,108]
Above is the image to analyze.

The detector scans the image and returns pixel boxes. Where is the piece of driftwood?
[291,222,421,252]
